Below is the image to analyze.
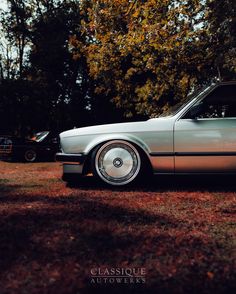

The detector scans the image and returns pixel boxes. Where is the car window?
[183,85,236,119]
[160,83,211,117]
[31,131,50,142]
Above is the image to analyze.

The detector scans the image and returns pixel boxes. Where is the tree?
[80,0,235,117]
[0,0,102,135]
[205,0,236,80]
[1,0,235,135]
[0,0,32,78]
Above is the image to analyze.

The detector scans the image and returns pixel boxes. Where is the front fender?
[84,134,151,157]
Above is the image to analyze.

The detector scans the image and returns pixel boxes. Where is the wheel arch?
[82,135,152,175]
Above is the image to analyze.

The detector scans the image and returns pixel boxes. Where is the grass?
[0,161,235,294]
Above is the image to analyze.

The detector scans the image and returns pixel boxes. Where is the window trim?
[177,83,236,121]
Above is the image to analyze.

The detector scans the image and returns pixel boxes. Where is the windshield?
[31,131,49,142]
[159,83,213,117]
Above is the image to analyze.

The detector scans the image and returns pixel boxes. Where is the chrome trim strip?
[150,152,236,157]
[176,152,236,156]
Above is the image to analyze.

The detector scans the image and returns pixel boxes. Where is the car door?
[174,84,236,173]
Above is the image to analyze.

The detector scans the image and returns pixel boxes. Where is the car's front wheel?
[92,140,141,186]
[24,149,37,162]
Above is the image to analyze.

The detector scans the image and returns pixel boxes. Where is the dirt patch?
[0,161,235,294]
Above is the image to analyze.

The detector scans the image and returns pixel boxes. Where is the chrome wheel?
[24,149,37,162]
[94,140,141,186]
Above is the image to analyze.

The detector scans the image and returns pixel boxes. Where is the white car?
[56,81,236,186]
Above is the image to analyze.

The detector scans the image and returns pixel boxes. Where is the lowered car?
[0,131,59,162]
[56,81,236,186]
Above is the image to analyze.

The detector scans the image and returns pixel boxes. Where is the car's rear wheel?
[24,149,37,162]
[92,140,141,186]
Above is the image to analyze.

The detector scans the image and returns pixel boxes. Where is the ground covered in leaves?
[0,161,235,294]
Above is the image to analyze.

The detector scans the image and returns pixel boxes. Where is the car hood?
[3,137,37,145]
[60,117,173,138]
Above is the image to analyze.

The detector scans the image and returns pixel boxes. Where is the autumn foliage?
[0,0,235,132]
[79,0,236,116]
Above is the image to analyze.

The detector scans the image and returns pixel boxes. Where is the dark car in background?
[0,131,59,162]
